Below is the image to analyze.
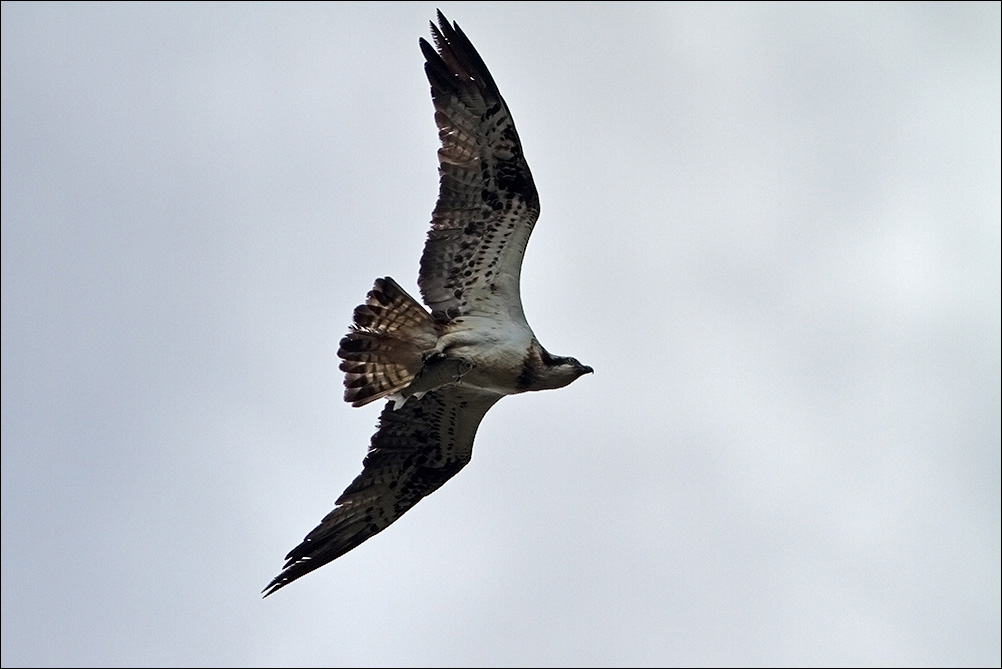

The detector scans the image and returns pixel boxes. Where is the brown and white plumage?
[264,10,591,597]
[418,12,539,325]
[264,386,500,595]
[338,277,438,408]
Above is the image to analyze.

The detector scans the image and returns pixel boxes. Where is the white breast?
[439,315,535,395]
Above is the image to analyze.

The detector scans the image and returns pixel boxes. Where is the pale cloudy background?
[2,2,999,667]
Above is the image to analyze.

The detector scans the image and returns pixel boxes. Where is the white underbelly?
[439,316,534,395]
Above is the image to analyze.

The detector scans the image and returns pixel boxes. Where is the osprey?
[264,10,592,597]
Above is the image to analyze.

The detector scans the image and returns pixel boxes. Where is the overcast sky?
[2,2,999,667]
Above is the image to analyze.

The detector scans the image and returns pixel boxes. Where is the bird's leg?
[389,352,473,409]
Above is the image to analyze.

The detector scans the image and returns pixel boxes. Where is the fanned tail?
[337,277,439,407]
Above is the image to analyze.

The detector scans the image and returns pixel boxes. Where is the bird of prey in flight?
[264,10,592,597]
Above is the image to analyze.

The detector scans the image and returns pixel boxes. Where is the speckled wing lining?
[418,10,540,324]
[263,385,501,596]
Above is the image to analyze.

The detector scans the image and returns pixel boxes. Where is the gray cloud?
[2,2,999,666]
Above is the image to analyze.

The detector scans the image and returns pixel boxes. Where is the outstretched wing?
[263,386,501,596]
[418,10,540,324]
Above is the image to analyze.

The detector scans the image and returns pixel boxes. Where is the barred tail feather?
[338,277,439,407]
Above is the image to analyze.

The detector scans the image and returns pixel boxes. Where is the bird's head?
[529,348,593,391]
